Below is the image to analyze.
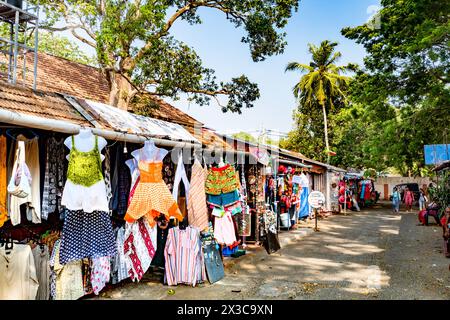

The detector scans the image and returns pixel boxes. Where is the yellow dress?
[124,161,183,227]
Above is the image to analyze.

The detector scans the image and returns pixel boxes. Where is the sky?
[63,0,381,138]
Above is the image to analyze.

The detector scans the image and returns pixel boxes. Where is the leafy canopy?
[34,0,299,112]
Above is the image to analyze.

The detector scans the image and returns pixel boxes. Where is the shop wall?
[374,176,432,200]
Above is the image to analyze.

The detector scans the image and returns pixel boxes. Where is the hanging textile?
[9,135,41,225]
[124,219,157,282]
[41,136,66,220]
[124,161,183,227]
[213,211,237,246]
[50,240,85,300]
[0,134,7,227]
[172,151,190,218]
[59,135,116,264]
[187,159,209,231]
[110,226,129,285]
[104,147,113,213]
[111,145,131,217]
[31,245,51,300]
[0,244,39,300]
[164,226,207,287]
[299,187,310,219]
[91,256,111,295]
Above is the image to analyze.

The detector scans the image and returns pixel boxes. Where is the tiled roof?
[0,80,91,126]
[1,52,202,128]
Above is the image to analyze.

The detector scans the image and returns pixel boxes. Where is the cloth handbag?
[202,240,225,284]
[7,141,32,198]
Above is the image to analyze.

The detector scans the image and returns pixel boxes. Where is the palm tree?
[285,40,355,163]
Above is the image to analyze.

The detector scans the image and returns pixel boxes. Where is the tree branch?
[71,29,97,48]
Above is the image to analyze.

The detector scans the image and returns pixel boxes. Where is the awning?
[80,99,200,144]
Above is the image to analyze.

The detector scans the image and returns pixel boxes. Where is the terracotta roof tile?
[0,80,90,126]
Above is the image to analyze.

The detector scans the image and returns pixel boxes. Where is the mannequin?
[131,140,168,163]
[64,128,107,161]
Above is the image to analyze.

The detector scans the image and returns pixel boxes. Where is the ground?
[93,204,450,300]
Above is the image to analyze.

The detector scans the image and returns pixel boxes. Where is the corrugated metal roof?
[81,99,199,143]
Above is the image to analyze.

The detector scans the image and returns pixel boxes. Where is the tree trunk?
[107,71,134,110]
[321,102,330,164]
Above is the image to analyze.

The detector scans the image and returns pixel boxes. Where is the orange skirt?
[124,180,183,227]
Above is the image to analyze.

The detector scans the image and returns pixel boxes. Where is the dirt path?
[94,207,450,300]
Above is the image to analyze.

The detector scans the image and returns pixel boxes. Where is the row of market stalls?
[0,52,346,300]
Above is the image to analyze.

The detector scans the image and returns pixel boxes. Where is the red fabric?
[211,164,230,172]
[418,210,427,225]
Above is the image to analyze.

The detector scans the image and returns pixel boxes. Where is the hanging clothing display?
[260,210,281,254]
[213,211,237,246]
[205,164,240,207]
[298,173,310,219]
[41,136,66,220]
[150,221,172,269]
[124,161,183,227]
[61,136,109,213]
[111,145,131,217]
[0,134,7,227]
[0,244,39,300]
[164,226,207,287]
[31,245,51,300]
[104,147,113,212]
[59,209,117,265]
[90,256,111,295]
[201,228,225,284]
[9,135,41,225]
[172,151,190,219]
[49,240,84,300]
[59,134,116,264]
[110,227,129,285]
[187,159,209,232]
[124,219,157,282]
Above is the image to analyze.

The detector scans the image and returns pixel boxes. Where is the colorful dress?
[124,161,183,227]
[59,135,117,265]
[404,191,414,206]
[187,159,209,231]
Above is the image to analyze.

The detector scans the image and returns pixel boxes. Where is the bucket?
[280,213,291,228]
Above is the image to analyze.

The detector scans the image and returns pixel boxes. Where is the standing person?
[392,187,400,214]
[418,188,427,211]
[403,186,414,212]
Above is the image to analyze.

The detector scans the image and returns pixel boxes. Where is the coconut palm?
[285,40,355,163]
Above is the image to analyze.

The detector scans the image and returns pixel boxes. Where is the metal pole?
[33,3,39,91]
[344,180,347,215]
[12,10,19,85]
[8,23,13,82]
[314,208,318,231]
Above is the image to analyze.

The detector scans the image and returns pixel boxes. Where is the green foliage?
[284,40,355,162]
[428,171,450,215]
[0,25,96,66]
[33,0,299,112]
[232,132,257,143]
[340,0,450,175]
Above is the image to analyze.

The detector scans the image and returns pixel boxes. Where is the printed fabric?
[104,147,113,213]
[124,219,157,282]
[164,226,207,287]
[59,209,117,265]
[91,256,111,295]
[0,135,7,227]
[187,159,209,231]
[205,164,240,195]
[41,136,66,220]
[124,161,183,227]
[110,227,129,285]
[111,146,131,217]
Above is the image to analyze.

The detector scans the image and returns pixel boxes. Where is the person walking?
[403,186,414,212]
[391,187,400,214]
[418,188,427,211]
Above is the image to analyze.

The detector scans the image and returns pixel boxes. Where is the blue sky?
[65,0,380,137]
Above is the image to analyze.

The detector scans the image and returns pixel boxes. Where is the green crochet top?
[67,136,104,187]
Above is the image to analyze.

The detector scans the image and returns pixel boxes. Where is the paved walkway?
[93,206,450,300]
